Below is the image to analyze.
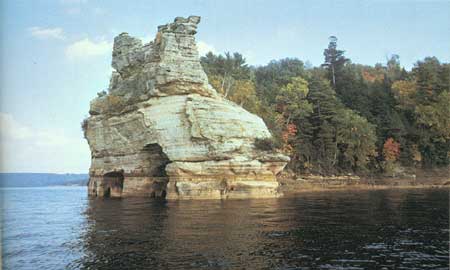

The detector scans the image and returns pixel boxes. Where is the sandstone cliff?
[84,16,289,199]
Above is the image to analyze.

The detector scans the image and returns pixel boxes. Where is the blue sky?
[0,0,449,173]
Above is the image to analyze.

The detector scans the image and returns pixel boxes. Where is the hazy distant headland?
[0,173,88,187]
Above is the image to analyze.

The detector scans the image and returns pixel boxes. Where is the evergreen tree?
[322,36,349,89]
[307,73,341,173]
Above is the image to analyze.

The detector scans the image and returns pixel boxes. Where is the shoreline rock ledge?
[84,16,289,199]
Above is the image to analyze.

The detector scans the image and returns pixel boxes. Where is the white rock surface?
[84,16,289,199]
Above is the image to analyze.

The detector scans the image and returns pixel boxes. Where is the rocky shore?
[278,168,450,195]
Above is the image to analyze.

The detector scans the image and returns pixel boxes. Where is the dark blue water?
[2,187,449,269]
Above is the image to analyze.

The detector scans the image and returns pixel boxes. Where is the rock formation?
[84,16,289,199]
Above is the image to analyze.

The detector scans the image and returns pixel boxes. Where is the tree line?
[200,37,450,175]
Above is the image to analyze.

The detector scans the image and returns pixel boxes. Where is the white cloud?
[65,38,112,60]
[28,27,66,40]
[0,113,33,140]
[197,41,217,56]
[0,113,90,173]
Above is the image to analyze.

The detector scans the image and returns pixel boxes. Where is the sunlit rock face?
[84,16,289,199]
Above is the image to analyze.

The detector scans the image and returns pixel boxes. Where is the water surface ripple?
[2,187,449,269]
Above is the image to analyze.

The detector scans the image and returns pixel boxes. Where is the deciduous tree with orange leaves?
[383,138,401,162]
[382,138,401,175]
[281,123,298,154]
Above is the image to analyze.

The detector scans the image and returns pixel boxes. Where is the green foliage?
[254,137,281,151]
[306,74,341,173]
[200,42,449,175]
[201,52,261,113]
[276,77,312,124]
[415,91,450,139]
[322,36,349,88]
[413,57,447,104]
[81,118,88,138]
[335,108,377,171]
[201,51,251,98]
[254,58,306,104]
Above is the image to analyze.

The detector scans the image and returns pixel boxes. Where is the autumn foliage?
[201,44,450,173]
[383,138,401,162]
[281,124,298,154]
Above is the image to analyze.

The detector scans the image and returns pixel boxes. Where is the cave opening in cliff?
[102,171,124,197]
[143,143,171,177]
[143,143,170,199]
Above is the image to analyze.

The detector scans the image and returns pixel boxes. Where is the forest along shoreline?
[277,168,450,195]
[201,37,450,187]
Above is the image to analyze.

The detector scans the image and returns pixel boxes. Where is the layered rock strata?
[84,16,289,199]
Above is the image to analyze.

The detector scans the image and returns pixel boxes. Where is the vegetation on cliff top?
[200,37,450,175]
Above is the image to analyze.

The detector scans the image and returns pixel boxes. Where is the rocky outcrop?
[84,16,289,199]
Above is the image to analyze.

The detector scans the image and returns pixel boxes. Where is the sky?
[0,0,449,173]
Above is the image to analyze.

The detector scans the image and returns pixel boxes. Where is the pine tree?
[322,36,349,89]
[307,73,341,173]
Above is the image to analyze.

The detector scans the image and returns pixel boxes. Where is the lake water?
[1,186,449,269]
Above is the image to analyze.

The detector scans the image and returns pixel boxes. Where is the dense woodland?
[200,37,450,176]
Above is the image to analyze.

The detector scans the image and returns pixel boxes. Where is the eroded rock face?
[84,16,289,199]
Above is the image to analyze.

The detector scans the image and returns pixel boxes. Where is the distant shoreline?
[0,173,88,188]
[0,185,87,189]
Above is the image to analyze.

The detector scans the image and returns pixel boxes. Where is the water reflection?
[71,198,170,269]
[72,189,449,269]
